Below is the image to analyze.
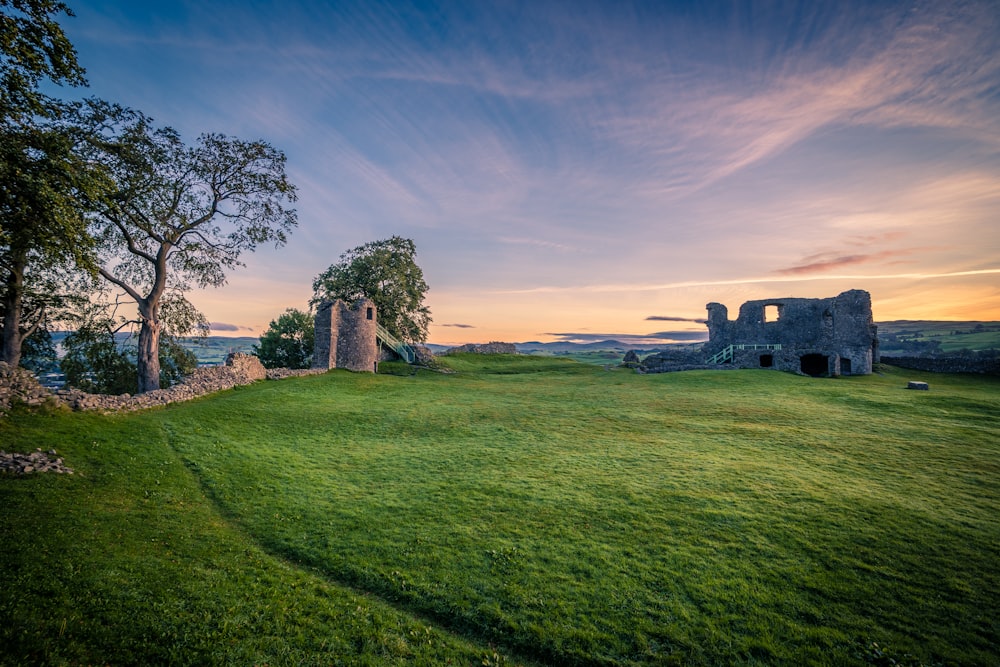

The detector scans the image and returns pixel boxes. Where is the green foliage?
[312,235,431,343]
[60,323,135,394]
[0,2,99,368]
[253,307,314,369]
[157,335,197,387]
[18,324,56,371]
[0,0,87,120]
[82,102,297,392]
[60,304,199,394]
[0,114,109,367]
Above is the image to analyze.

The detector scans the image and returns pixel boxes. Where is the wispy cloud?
[545,331,707,344]
[209,322,254,332]
[776,248,925,276]
[441,323,475,329]
[646,315,707,323]
[501,269,1000,295]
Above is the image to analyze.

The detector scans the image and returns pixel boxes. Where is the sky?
[55,0,1000,344]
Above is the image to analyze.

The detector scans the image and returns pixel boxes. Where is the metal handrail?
[706,343,782,364]
[375,323,416,363]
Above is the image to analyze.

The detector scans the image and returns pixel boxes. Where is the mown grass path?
[2,356,998,665]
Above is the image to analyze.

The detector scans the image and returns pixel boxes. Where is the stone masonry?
[312,298,378,372]
[0,353,270,417]
[703,289,878,376]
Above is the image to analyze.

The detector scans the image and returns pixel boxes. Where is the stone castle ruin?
[703,289,879,376]
[312,298,379,372]
[312,298,417,372]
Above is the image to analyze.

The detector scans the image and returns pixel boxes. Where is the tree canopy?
[86,106,298,393]
[0,1,99,368]
[254,308,314,369]
[0,0,86,121]
[312,236,431,344]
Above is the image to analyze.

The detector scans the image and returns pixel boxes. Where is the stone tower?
[312,298,378,372]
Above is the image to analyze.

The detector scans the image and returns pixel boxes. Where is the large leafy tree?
[253,308,314,369]
[0,0,97,368]
[0,119,105,367]
[312,236,431,343]
[0,0,86,120]
[87,108,297,393]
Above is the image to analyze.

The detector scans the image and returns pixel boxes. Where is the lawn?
[2,356,998,665]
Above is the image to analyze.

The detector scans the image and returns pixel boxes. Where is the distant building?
[703,289,878,376]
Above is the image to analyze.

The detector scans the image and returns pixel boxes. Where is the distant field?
[2,356,997,665]
[877,321,1000,354]
[180,336,258,364]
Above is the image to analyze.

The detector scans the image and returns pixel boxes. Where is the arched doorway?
[800,354,829,377]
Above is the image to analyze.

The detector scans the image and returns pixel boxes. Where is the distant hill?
[46,320,1000,366]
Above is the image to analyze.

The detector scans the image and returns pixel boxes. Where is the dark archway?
[800,353,829,377]
[759,354,773,368]
[841,358,852,375]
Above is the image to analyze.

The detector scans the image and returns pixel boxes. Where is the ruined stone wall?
[0,353,270,416]
[704,289,877,375]
[442,342,518,355]
[312,298,378,372]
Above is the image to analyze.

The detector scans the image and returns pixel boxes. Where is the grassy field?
[877,321,1000,354]
[2,356,998,665]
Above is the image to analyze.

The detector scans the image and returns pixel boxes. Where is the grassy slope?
[2,356,998,665]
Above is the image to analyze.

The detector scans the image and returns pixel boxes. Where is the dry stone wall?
[0,353,273,417]
[881,354,1000,375]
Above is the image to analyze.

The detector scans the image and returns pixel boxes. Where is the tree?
[87,108,297,393]
[1,0,86,121]
[0,119,105,367]
[312,236,431,343]
[1,0,98,368]
[61,297,199,394]
[253,308,314,369]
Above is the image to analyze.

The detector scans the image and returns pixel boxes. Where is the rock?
[907,381,930,390]
[0,449,74,475]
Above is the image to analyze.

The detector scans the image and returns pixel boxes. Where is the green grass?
[878,321,1000,354]
[2,356,998,665]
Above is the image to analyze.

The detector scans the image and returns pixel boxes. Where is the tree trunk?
[136,306,161,394]
[1,257,26,368]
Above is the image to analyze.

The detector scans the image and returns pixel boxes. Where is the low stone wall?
[0,353,271,417]
[0,362,51,414]
[881,355,1000,375]
[442,342,518,355]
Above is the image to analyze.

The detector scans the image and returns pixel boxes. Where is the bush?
[254,308,314,369]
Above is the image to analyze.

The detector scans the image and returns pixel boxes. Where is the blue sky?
[59,0,1000,343]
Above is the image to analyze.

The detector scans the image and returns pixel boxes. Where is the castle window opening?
[800,354,829,377]
[759,354,773,368]
[366,307,373,320]
[764,304,781,323]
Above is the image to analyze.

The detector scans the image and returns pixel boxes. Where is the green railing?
[376,323,416,363]
[707,343,782,365]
